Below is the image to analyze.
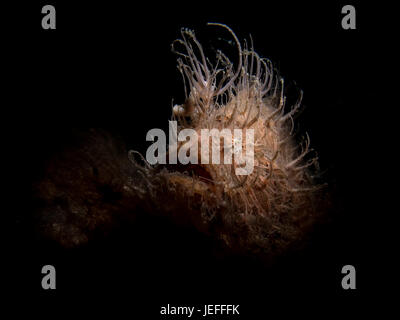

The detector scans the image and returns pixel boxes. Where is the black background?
[7,1,392,318]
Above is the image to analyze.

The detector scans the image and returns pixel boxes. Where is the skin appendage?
[127,23,324,257]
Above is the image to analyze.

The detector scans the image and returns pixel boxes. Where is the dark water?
[7,1,390,318]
